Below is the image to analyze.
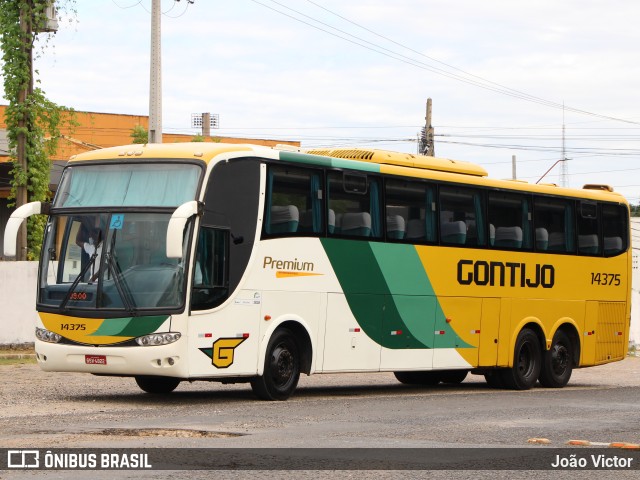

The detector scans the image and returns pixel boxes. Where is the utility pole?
[560,106,569,187]
[148,0,162,143]
[15,2,35,261]
[425,98,435,156]
[512,155,517,180]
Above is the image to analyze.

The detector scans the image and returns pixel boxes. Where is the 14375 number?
[590,273,621,286]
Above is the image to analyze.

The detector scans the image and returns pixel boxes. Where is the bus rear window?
[602,204,628,256]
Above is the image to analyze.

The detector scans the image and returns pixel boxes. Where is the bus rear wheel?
[539,330,573,388]
[135,375,180,394]
[500,328,541,390]
[393,371,441,385]
[484,369,505,388]
[251,328,300,401]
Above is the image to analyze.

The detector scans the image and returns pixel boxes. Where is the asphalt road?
[1,356,639,479]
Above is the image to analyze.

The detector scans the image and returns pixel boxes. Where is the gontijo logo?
[263,256,323,278]
[457,259,555,288]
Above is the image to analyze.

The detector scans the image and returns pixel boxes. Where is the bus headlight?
[36,327,62,344]
[135,332,181,346]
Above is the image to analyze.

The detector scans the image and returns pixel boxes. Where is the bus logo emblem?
[199,337,247,368]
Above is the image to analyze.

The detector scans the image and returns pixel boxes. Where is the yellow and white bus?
[4,143,631,400]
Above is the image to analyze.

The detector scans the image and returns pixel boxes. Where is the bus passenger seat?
[578,234,599,254]
[535,228,549,251]
[269,205,299,234]
[604,236,623,255]
[386,215,406,239]
[495,226,523,249]
[340,212,371,237]
[328,209,336,234]
[298,210,313,232]
[441,221,467,245]
[440,210,454,223]
[406,219,426,241]
[548,232,565,251]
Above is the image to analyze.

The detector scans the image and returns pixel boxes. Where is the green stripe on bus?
[320,239,468,349]
[279,151,381,173]
[89,315,169,337]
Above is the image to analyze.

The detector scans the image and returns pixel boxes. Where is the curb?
[0,353,36,360]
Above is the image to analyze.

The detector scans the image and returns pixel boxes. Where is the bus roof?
[305,148,488,177]
[68,142,255,163]
[67,142,628,205]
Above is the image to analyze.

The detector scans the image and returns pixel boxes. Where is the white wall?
[630,218,640,347]
[0,261,38,344]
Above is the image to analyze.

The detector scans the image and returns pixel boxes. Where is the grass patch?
[0,345,36,365]
[0,356,36,366]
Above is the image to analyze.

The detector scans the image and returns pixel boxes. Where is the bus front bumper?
[34,339,189,378]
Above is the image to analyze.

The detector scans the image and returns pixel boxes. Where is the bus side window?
[439,186,486,246]
[264,166,324,236]
[384,178,436,243]
[601,203,628,256]
[488,192,532,250]
[577,201,600,256]
[327,172,382,239]
[191,228,229,311]
[534,198,575,253]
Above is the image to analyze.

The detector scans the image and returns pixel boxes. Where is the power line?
[250,0,640,126]
[111,0,143,9]
[114,0,193,16]
[436,139,640,156]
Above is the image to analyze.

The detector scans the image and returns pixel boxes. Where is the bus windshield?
[39,212,192,314]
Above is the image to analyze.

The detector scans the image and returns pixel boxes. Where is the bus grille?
[595,302,627,364]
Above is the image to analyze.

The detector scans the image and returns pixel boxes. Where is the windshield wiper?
[105,250,137,315]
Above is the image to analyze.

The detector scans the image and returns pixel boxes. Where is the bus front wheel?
[135,375,180,394]
[500,328,541,390]
[438,370,468,384]
[251,328,300,401]
[539,330,573,388]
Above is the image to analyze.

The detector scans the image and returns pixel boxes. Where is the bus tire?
[135,375,180,394]
[393,371,440,385]
[539,330,573,388]
[438,370,468,384]
[500,328,541,390]
[251,328,300,401]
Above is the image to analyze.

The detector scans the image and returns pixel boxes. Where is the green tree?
[0,0,76,260]
[130,125,148,144]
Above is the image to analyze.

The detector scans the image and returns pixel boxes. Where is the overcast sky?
[4,0,640,203]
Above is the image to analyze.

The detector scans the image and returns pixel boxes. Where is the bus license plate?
[85,355,107,365]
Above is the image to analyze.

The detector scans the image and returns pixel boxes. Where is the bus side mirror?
[3,201,49,257]
[166,201,200,259]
